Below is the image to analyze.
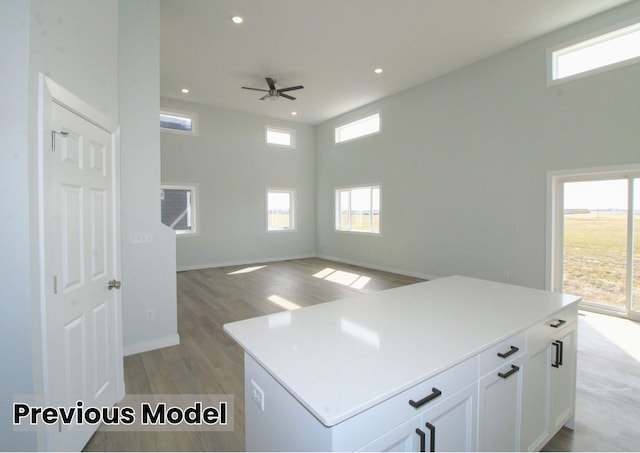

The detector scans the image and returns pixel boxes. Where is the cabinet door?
[478,362,523,451]
[421,383,477,452]
[357,415,422,452]
[550,325,577,430]
[520,342,551,452]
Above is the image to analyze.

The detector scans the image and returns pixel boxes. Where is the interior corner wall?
[119,1,178,355]
[160,98,316,270]
[315,2,640,289]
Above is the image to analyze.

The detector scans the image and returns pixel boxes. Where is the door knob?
[108,279,122,290]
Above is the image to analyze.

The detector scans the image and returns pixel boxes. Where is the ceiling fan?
[242,77,304,100]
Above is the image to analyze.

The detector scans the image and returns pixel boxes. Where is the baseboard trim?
[177,254,316,272]
[315,254,439,281]
[123,333,180,357]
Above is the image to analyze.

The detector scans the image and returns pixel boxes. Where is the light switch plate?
[250,379,264,411]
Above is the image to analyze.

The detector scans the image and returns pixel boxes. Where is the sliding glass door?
[550,168,640,320]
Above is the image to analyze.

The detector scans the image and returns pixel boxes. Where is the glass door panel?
[563,179,628,311]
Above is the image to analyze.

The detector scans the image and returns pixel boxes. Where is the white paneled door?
[43,100,122,451]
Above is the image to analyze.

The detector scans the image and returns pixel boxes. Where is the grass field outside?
[563,210,640,311]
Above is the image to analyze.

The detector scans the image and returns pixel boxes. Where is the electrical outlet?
[146,309,155,321]
[250,380,264,411]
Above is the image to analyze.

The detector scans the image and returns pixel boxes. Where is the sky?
[564,179,639,210]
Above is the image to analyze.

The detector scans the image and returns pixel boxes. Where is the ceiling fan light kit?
[242,77,304,101]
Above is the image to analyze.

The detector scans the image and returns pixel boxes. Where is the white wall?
[119,1,178,355]
[160,99,316,270]
[0,2,37,449]
[316,1,640,289]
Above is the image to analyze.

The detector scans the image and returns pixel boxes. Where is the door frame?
[546,163,640,321]
[36,74,124,449]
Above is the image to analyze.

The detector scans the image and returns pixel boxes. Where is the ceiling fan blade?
[259,94,269,100]
[278,85,304,93]
[265,77,277,90]
[279,93,296,100]
[242,86,269,92]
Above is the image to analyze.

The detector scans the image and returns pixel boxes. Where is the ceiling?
[160,0,631,125]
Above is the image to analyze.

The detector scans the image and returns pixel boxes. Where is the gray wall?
[0,2,37,449]
[316,1,640,289]
[160,99,316,270]
[119,1,178,355]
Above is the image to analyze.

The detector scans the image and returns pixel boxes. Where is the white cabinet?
[359,383,477,452]
[520,306,578,452]
[477,334,526,452]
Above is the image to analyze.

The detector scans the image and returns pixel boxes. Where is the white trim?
[316,254,438,282]
[176,254,316,272]
[123,333,180,356]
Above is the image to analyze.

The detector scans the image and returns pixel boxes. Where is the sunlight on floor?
[582,311,640,362]
[228,265,267,275]
[268,294,301,311]
[313,267,372,289]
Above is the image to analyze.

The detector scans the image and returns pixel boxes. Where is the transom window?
[160,109,198,135]
[161,184,198,235]
[335,113,380,144]
[267,189,296,232]
[266,126,295,148]
[335,185,380,234]
[550,20,640,83]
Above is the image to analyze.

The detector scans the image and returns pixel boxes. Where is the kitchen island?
[224,276,580,451]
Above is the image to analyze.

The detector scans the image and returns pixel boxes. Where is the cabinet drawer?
[334,356,478,451]
[527,304,578,349]
[478,332,526,377]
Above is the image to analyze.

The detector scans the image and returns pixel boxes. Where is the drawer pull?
[497,345,519,359]
[409,387,442,409]
[552,340,564,368]
[416,428,426,452]
[550,319,566,328]
[497,364,520,379]
[425,422,436,452]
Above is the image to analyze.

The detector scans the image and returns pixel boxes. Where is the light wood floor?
[85,258,640,451]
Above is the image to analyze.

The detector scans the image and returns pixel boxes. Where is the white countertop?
[223,276,580,427]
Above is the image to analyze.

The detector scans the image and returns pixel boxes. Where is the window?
[335,185,380,234]
[160,109,198,135]
[335,113,380,144]
[267,189,295,232]
[266,126,295,148]
[161,184,198,235]
[547,164,640,319]
[550,20,640,82]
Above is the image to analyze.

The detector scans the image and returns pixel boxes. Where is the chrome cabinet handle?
[108,279,122,290]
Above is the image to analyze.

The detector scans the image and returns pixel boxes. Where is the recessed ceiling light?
[231,15,244,24]
[181,88,190,94]
[374,68,383,74]
[291,111,298,116]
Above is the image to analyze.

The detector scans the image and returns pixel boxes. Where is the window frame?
[160,183,199,236]
[265,126,296,149]
[335,184,381,235]
[266,188,296,233]
[160,108,199,136]
[334,112,381,144]
[548,18,640,85]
